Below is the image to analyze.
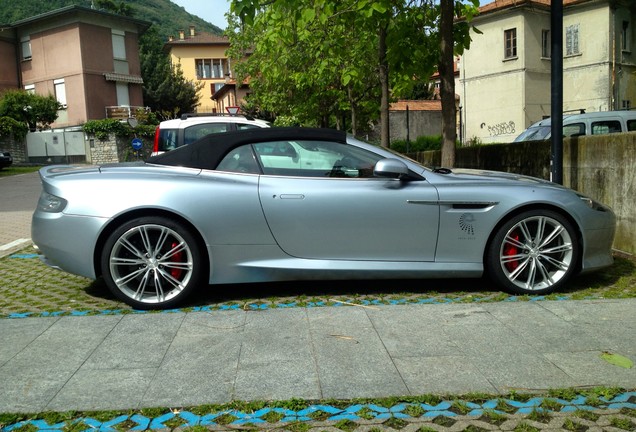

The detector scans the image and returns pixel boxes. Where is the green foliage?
[83,115,155,140]
[229,0,480,142]
[226,0,383,134]
[93,0,132,16]
[0,116,29,140]
[83,119,128,140]
[0,90,60,132]
[273,115,302,127]
[391,135,443,153]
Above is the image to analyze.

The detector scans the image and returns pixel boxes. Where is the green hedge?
[0,116,28,141]
[390,135,443,153]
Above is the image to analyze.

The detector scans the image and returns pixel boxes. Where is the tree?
[93,0,133,17]
[226,2,381,136]
[139,28,204,119]
[0,89,60,132]
[230,0,479,153]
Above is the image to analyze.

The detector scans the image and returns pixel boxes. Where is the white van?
[514,110,636,142]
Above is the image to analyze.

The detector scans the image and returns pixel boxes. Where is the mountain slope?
[0,0,223,40]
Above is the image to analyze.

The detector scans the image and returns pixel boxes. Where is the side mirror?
[374,158,410,179]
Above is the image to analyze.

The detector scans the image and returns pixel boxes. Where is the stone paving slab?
[1,300,635,414]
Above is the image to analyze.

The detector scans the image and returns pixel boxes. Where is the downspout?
[611,7,616,110]
[14,33,23,89]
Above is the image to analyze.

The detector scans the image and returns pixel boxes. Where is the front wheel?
[486,210,580,295]
[101,216,204,310]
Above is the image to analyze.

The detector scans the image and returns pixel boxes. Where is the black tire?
[486,209,580,295]
[101,216,204,310]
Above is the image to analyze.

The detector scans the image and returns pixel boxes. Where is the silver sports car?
[32,127,616,310]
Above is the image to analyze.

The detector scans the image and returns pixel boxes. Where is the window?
[24,84,35,94]
[566,24,580,56]
[217,146,260,174]
[622,21,631,52]
[591,120,621,135]
[116,82,129,106]
[627,120,636,131]
[54,79,67,108]
[21,36,31,60]
[195,59,230,79]
[237,140,383,178]
[236,123,263,131]
[623,100,631,110]
[563,123,585,137]
[184,123,230,145]
[541,30,551,58]
[112,30,126,60]
[504,28,517,59]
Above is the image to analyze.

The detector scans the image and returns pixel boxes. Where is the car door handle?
[278,194,305,199]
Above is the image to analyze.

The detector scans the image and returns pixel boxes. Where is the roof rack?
[180,112,255,121]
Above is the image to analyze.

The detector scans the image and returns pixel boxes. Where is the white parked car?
[514,110,636,142]
[152,113,270,155]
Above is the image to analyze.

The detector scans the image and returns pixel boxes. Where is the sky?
[171,0,232,30]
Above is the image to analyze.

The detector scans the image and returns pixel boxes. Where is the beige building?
[459,0,636,143]
[0,5,150,130]
[165,28,248,114]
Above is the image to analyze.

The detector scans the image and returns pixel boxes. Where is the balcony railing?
[105,106,147,120]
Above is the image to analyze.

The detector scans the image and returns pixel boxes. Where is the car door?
[254,140,440,261]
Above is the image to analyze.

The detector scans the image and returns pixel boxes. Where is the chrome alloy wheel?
[108,223,194,305]
[499,215,574,291]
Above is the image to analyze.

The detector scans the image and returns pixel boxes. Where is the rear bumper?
[31,210,107,280]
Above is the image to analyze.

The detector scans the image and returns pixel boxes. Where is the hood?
[442,168,561,186]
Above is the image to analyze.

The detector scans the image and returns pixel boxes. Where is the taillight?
[153,125,160,154]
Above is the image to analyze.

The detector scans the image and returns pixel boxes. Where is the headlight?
[577,194,607,211]
[37,192,67,213]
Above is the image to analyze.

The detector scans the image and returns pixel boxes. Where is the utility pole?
[551,0,564,184]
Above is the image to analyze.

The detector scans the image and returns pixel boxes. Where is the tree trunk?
[378,25,390,147]
[439,0,456,167]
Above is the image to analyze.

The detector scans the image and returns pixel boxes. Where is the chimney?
[179,30,185,40]
[190,26,195,37]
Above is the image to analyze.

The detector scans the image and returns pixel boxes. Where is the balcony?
[105,106,147,120]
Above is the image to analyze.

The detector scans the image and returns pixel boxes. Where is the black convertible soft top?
[146,127,347,170]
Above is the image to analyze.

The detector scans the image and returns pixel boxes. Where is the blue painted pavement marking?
[2,392,634,431]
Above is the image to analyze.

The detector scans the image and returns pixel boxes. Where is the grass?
[1,388,634,431]
[1,244,635,317]
[0,165,41,177]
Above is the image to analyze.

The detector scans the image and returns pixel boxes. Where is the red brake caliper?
[170,241,183,279]
[503,231,520,272]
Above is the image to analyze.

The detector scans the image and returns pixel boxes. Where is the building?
[0,5,150,129]
[459,0,636,143]
[164,27,248,114]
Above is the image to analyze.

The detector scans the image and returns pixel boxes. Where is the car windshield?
[514,125,551,142]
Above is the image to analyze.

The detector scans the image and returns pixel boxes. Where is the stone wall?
[410,133,636,256]
[88,135,119,165]
[0,136,27,163]
[389,110,443,142]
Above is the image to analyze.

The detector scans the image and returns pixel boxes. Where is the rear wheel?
[101,216,203,309]
[486,210,580,295]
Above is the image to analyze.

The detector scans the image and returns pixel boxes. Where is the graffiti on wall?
[481,121,516,137]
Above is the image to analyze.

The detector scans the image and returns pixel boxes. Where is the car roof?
[159,115,270,128]
[528,110,636,128]
[146,127,347,170]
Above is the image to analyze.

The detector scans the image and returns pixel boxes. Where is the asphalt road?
[0,171,40,256]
